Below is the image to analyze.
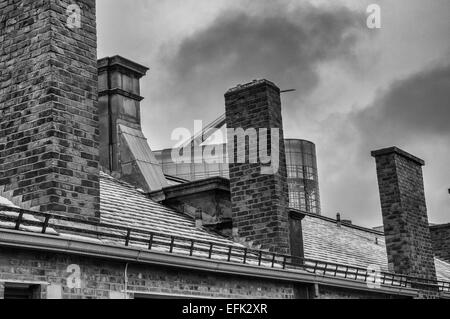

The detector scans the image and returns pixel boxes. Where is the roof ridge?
[297,210,384,236]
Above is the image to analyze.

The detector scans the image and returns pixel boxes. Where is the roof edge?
[290,209,385,236]
[158,176,230,199]
[98,55,149,77]
[371,147,425,166]
[0,229,422,298]
[430,223,450,230]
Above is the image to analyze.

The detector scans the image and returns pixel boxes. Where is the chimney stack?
[97,56,167,192]
[371,147,436,281]
[225,80,290,254]
[0,0,100,220]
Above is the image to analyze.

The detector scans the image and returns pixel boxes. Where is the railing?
[0,205,449,294]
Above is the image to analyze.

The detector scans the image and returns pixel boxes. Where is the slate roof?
[302,215,450,282]
[1,172,450,283]
[303,216,387,270]
[99,172,238,247]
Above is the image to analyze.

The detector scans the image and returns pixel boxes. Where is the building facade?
[0,0,449,300]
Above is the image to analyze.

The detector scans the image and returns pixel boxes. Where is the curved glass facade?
[285,139,321,215]
[155,139,321,215]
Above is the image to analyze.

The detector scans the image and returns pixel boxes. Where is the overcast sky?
[97,0,450,227]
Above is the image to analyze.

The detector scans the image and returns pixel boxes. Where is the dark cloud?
[156,4,366,118]
[354,63,450,146]
[322,62,450,226]
[96,0,450,226]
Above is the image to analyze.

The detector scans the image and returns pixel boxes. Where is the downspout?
[124,262,129,299]
[123,251,142,299]
[107,58,114,172]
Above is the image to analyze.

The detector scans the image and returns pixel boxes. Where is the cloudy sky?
[97,0,450,227]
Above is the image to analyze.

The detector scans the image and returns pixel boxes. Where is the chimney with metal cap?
[97,56,167,192]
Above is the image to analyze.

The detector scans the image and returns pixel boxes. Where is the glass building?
[154,139,321,215]
[284,139,321,215]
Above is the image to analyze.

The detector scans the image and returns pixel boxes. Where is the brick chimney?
[97,56,167,192]
[430,224,450,263]
[225,80,290,254]
[0,0,100,220]
[371,147,437,281]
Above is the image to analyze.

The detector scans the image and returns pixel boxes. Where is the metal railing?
[0,205,449,294]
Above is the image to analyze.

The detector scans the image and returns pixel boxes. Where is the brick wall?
[0,247,296,299]
[430,224,450,263]
[0,0,99,220]
[225,80,290,254]
[317,285,407,299]
[0,246,414,299]
[372,147,436,281]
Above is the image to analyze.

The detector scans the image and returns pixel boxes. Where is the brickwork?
[225,80,290,254]
[372,147,437,281]
[0,247,296,299]
[0,0,99,220]
[317,285,407,299]
[430,224,450,263]
[0,246,419,299]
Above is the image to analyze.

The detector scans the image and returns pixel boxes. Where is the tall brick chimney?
[0,0,100,220]
[225,80,290,254]
[371,147,437,281]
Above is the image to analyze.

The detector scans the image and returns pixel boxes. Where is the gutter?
[0,229,419,298]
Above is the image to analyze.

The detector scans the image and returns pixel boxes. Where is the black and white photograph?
[0,0,449,306]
